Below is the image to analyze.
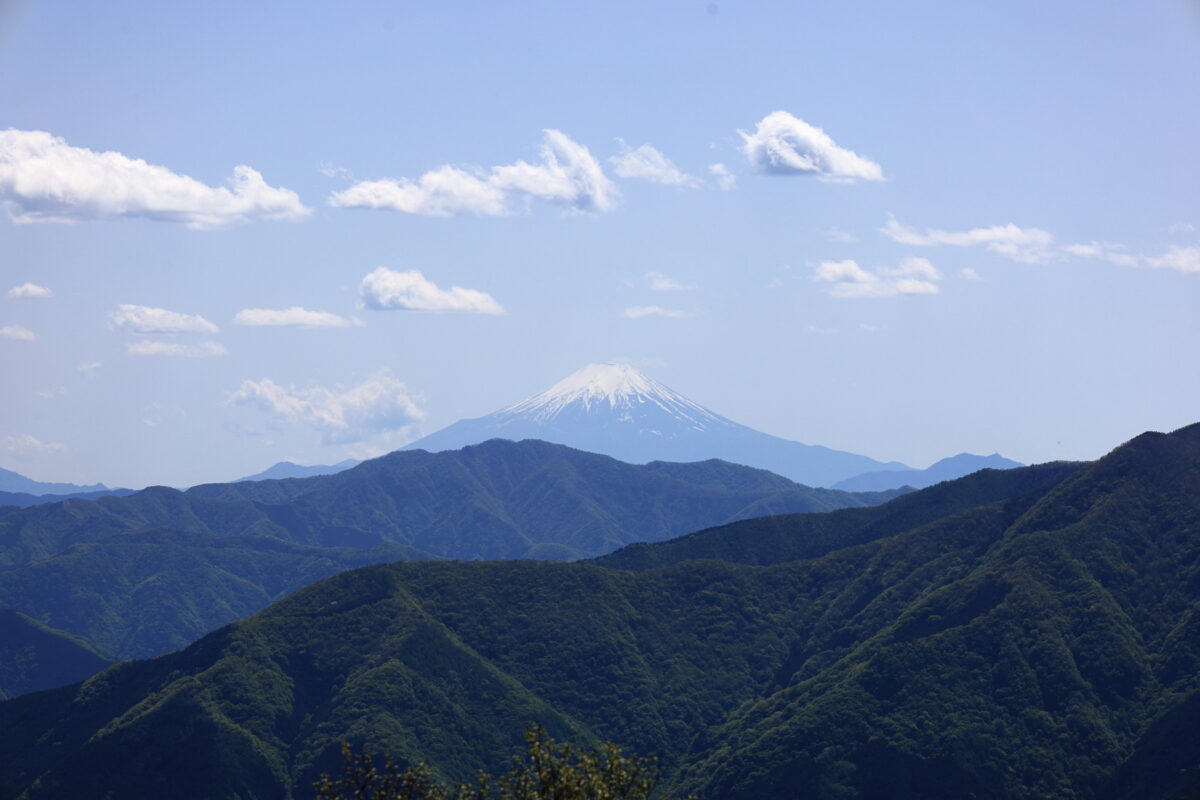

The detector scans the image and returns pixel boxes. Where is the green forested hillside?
[0,440,895,668]
[3,425,1196,799]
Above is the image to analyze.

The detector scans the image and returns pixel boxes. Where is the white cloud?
[233,307,361,328]
[127,340,228,357]
[0,324,35,340]
[960,267,983,280]
[622,305,689,319]
[881,216,1055,263]
[318,161,352,180]
[1167,222,1195,234]
[825,229,857,243]
[8,282,52,298]
[4,433,64,457]
[329,165,507,217]
[738,111,883,183]
[609,141,697,187]
[228,370,425,444]
[330,130,617,216]
[490,130,618,213]
[0,129,310,228]
[359,268,504,314]
[112,304,219,334]
[644,271,697,291]
[1064,242,1200,274]
[813,257,942,299]
[708,163,736,190]
[77,361,102,377]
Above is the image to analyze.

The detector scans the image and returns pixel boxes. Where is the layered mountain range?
[0,440,898,670]
[2,422,1197,799]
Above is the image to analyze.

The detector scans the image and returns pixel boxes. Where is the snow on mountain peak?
[502,363,726,428]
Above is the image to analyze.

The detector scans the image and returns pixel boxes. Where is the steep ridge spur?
[4,424,1197,798]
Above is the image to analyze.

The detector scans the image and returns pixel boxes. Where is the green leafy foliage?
[313,725,684,800]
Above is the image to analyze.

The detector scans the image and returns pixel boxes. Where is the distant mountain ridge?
[406,363,911,487]
[832,452,1024,491]
[0,466,111,496]
[234,458,359,483]
[0,488,137,508]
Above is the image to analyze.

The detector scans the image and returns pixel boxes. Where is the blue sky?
[1,0,1197,487]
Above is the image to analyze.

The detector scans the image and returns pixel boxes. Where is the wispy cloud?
[1,324,36,340]
[4,433,64,457]
[8,282,52,298]
[825,229,857,244]
[708,163,735,190]
[1063,243,1200,274]
[881,216,1055,263]
[228,370,425,444]
[813,257,942,298]
[739,111,883,183]
[622,305,689,319]
[112,304,219,334]
[644,271,697,292]
[360,268,504,314]
[77,361,102,377]
[331,130,617,216]
[960,267,983,281]
[1167,222,1195,234]
[233,307,361,328]
[0,129,309,228]
[127,340,228,357]
[609,141,697,187]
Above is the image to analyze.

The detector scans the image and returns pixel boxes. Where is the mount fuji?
[405,363,910,487]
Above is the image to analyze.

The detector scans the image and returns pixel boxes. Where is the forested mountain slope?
[0,440,895,666]
[3,425,1195,798]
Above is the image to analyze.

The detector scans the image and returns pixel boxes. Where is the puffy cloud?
[228,370,425,444]
[622,305,689,319]
[0,324,35,340]
[739,111,883,182]
[111,304,219,334]
[127,340,228,357]
[4,433,64,457]
[8,282,52,298]
[1064,242,1200,274]
[813,257,942,299]
[708,163,736,190]
[609,141,697,187]
[328,165,506,217]
[0,129,309,228]
[331,129,617,216]
[233,307,361,328]
[881,216,1055,263]
[359,268,504,314]
[644,271,697,291]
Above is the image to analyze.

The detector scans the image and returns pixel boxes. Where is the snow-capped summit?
[404,363,910,487]
[503,363,724,430]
